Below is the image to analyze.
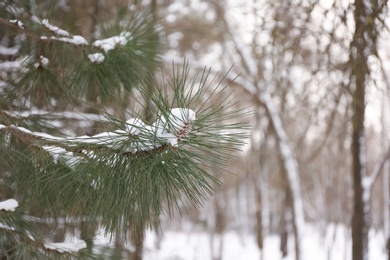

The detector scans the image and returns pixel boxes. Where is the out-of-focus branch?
[367,146,390,193]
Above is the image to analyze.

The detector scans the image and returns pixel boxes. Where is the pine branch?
[0,10,161,106]
[0,63,248,242]
[0,200,93,259]
[0,107,195,160]
[1,1,248,254]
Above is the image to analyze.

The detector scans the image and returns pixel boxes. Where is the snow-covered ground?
[140,224,386,260]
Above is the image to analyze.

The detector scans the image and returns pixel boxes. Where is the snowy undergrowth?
[138,224,385,260]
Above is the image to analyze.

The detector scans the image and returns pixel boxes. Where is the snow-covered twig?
[1,110,110,122]
[0,45,19,56]
[0,108,196,163]
[41,19,70,37]
[92,32,132,52]
[9,19,24,29]
[0,60,22,71]
[40,35,88,46]
[44,241,86,253]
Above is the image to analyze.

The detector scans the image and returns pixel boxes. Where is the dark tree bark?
[255,186,263,251]
[350,1,376,259]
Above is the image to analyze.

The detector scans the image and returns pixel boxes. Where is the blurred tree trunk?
[211,192,226,260]
[127,236,143,260]
[255,183,263,252]
[80,220,96,252]
[279,204,288,257]
[114,228,124,259]
[382,80,390,260]
[350,1,371,259]
[386,162,390,260]
[252,114,264,255]
[279,181,292,258]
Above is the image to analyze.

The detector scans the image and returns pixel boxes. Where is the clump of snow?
[88,53,105,64]
[126,118,146,135]
[9,19,24,29]
[0,223,15,231]
[0,199,19,211]
[40,55,49,66]
[42,146,80,167]
[157,131,178,147]
[70,35,88,45]
[44,241,86,253]
[155,108,196,138]
[0,60,21,71]
[92,32,132,52]
[0,46,19,56]
[35,55,49,68]
[41,35,88,46]
[41,19,69,37]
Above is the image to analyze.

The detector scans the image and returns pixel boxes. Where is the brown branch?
[304,88,343,162]
[369,146,390,193]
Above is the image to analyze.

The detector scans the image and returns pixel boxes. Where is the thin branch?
[1,110,110,123]
[368,146,390,192]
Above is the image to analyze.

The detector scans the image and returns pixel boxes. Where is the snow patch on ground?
[142,224,386,260]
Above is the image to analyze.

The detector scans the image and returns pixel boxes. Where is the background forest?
[1,0,390,260]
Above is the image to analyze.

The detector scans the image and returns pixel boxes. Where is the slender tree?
[350,1,387,259]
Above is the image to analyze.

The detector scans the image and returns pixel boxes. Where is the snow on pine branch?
[0,45,19,56]
[2,110,110,122]
[71,108,195,150]
[2,18,134,65]
[9,19,24,29]
[44,241,87,253]
[39,18,87,45]
[88,53,105,64]
[41,19,70,37]
[40,35,88,46]
[92,32,133,52]
[0,108,195,164]
[0,199,19,211]
[34,55,49,68]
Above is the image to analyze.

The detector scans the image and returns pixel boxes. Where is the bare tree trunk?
[127,236,144,260]
[382,79,390,260]
[211,193,226,260]
[80,220,96,253]
[350,1,371,259]
[252,116,264,256]
[260,91,305,260]
[386,160,390,260]
[279,186,292,258]
[212,1,305,258]
[255,184,263,252]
